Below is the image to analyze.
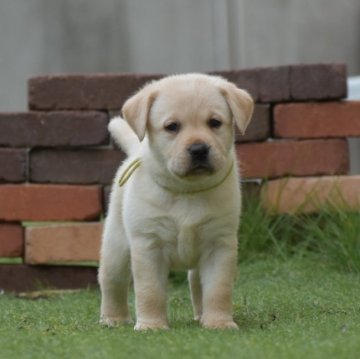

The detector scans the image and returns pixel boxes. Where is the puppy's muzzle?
[187,143,213,174]
[188,142,209,161]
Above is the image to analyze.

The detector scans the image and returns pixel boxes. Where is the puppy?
[98,73,254,330]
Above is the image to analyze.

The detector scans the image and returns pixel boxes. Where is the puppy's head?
[122,74,253,179]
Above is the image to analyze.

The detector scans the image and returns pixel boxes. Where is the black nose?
[187,143,210,162]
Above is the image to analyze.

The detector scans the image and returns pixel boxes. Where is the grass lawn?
[1,255,360,359]
[1,202,360,358]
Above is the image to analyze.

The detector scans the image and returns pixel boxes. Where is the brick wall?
[1,63,359,291]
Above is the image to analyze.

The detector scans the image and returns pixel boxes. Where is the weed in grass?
[239,196,360,273]
[239,198,306,261]
[303,209,360,273]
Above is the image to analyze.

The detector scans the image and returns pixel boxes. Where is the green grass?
[239,198,360,272]
[0,257,22,264]
[1,199,360,358]
[1,256,360,359]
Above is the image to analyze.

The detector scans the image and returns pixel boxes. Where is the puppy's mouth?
[183,142,215,177]
[185,163,215,177]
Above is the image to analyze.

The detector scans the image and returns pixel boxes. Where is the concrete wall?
[0,0,359,171]
[1,0,360,111]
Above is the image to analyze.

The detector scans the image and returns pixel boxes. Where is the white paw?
[202,319,239,330]
[134,321,169,331]
[100,316,133,327]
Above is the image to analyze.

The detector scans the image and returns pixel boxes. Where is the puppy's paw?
[100,316,133,327]
[134,321,169,331]
[202,319,239,330]
[194,315,202,322]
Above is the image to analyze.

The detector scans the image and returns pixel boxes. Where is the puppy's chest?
[155,216,210,269]
[126,187,236,269]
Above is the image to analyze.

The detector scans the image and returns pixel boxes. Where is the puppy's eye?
[164,122,181,133]
[208,118,222,129]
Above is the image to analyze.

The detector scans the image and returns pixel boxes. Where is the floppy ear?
[121,84,158,141]
[220,83,254,135]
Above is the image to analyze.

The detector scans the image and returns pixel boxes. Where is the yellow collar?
[119,158,234,194]
[118,159,142,186]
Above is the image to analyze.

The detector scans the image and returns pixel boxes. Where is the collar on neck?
[118,159,142,186]
[119,158,234,194]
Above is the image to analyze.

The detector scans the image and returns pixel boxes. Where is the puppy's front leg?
[200,244,238,329]
[131,245,170,330]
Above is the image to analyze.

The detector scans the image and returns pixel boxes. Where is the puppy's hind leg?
[99,197,132,326]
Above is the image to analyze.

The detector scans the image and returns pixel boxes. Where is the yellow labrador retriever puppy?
[98,73,253,330]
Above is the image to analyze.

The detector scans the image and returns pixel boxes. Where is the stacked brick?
[1,63,359,291]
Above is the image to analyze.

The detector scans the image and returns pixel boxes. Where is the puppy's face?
[148,80,233,177]
[122,74,254,179]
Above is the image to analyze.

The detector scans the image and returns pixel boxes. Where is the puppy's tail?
[108,116,140,156]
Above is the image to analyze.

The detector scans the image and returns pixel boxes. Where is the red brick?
[274,101,360,139]
[211,69,260,101]
[220,64,347,102]
[290,63,347,101]
[0,223,23,257]
[213,66,290,102]
[27,64,347,110]
[261,175,360,214]
[0,149,27,183]
[258,66,290,102]
[0,111,108,147]
[30,149,124,185]
[0,184,102,221]
[25,223,102,265]
[0,265,98,292]
[28,74,163,110]
[236,139,349,179]
[235,104,270,143]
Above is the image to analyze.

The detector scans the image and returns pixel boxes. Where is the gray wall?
[1,0,360,111]
[1,0,360,171]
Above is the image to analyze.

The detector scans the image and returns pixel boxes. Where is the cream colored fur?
[98,73,253,330]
